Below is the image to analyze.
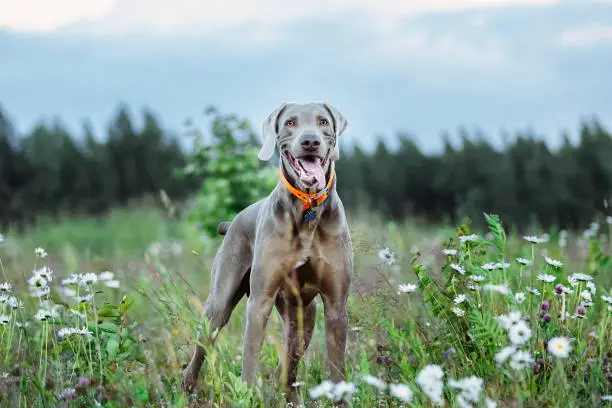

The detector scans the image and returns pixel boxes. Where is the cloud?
[0,0,117,31]
[558,23,612,46]
[1,0,557,34]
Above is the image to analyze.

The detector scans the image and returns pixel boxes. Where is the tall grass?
[0,207,610,407]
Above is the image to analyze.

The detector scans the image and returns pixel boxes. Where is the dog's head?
[258,102,348,191]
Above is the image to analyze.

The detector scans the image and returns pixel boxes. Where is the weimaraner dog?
[182,102,353,403]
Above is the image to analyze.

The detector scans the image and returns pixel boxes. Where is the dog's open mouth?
[284,152,327,190]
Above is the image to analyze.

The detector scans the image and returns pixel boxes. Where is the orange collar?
[279,163,335,211]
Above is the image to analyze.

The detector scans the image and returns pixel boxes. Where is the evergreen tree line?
[1,102,611,232]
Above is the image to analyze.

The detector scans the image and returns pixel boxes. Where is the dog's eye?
[285,119,296,127]
[318,119,329,126]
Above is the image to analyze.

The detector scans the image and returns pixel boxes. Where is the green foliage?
[178,105,277,238]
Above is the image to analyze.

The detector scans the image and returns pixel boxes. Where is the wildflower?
[34,309,57,321]
[451,307,465,317]
[486,397,498,408]
[362,374,387,391]
[469,275,485,282]
[495,345,515,364]
[60,287,77,297]
[57,388,78,401]
[496,311,522,330]
[98,271,114,281]
[569,273,593,282]
[508,320,532,345]
[547,336,572,358]
[398,283,418,294]
[330,381,356,402]
[527,287,541,296]
[586,281,596,293]
[291,381,305,388]
[62,274,80,286]
[537,274,556,283]
[576,306,586,316]
[453,294,467,304]
[16,322,30,328]
[601,395,612,401]
[416,364,445,406]
[580,291,593,306]
[450,263,466,275]
[69,309,86,319]
[448,376,483,406]
[544,256,563,268]
[443,347,457,360]
[607,216,612,225]
[0,233,4,243]
[80,273,98,286]
[514,292,526,304]
[482,263,497,271]
[389,383,413,403]
[568,275,577,287]
[509,350,533,370]
[27,272,48,289]
[35,247,48,258]
[0,294,7,303]
[29,286,50,298]
[105,280,120,289]
[442,249,457,256]
[459,234,479,244]
[309,381,334,399]
[516,257,532,266]
[523,235,546,244]
[378,248,396,265]
[467,283,480,291]
[542,313,551,323]
[0,282,11,292]
[7,296,23,309]
[0,315,10,325]
[75,295,93,304]
[554,284,565,295]
[483,283,509,295]
[601,295,612,304]
[541,301,550,310]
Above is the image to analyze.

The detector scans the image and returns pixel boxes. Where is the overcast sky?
[0,0,611,153]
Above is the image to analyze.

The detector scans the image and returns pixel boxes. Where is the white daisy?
[105,280,120,289]
[601,295,612,304]
[537,274,556,283]
[451,307,465,317]
[389,383,413,402]
[459,234,479,244]
[35,247,48,258]
[482,263,497,271]
[544,256,563,268]
[547,336,572,358]
[523,235,546,244]
[509,350,533,370]
[0,282,12,292]
[569,273,593,282]
[98,271,115,281]
[508,320,532,345]
[514,292,526,304]
[469,275,485,282]
[450,263,466,275]
[527,287,541,296]
[454,294,467,304]
[448,376,483,406]
[80,273,98,286]
[416,365,445,406]
[516,257,532,266]
[496,311,523,330]
[467,283,480,291]
[483,283,510,295]
[398,283,418,294]
[0,315,10,325]
[442,249,457,256]
[378,248,396,266]
[586,281,596,294]
[362,374,387,391]
[62,274,80,286]
[494,346,516,364]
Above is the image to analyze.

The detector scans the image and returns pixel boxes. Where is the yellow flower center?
[557,344,564,349]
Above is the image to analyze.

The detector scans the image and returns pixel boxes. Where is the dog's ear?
[323,103,348,161]
[258,103,289,161]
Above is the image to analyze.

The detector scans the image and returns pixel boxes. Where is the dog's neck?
[277,160,336,226]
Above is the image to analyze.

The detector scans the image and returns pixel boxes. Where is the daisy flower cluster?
[308,365,498,407]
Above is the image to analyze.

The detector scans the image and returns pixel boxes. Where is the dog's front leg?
[240,257,280,387]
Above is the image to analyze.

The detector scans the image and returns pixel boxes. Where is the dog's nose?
[300,134,321,151]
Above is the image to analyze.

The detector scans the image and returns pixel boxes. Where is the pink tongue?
[298,158,326,189]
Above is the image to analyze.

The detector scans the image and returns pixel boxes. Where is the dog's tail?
[217,221,231,236]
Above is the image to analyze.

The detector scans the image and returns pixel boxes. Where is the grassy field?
[0,206,611,407]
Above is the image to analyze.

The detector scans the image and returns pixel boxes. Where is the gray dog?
[182,102,353,403]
